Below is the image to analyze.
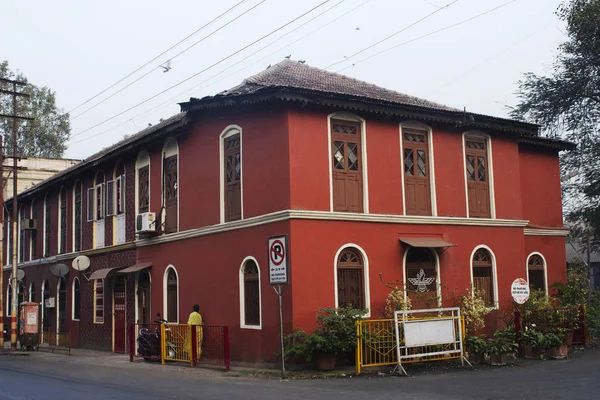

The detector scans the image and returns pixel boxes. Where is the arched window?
[136,151,150,214]
[44,194,51,257]
[336,248,365,309]
[59,187,67,254]
[73,181,82,252]
[240,258,261,328]
[165,267,178,323]
[528,254,546,292]
[30,199,38,259]
[72,278,80,320]
[162,138,179,233]
[472,248,495,307]
[220,126,242,223]
[110,162,126,244]
[7,281,25,315]
[58,277,67,333]
[88,171,106,248]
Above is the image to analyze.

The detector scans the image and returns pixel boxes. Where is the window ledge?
[240,324,262,330]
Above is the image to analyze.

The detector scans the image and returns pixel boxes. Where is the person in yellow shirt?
[185,304,203,360]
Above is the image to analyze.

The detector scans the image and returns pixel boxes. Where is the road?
[0,348,599,400]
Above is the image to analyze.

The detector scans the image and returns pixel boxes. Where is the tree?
[511,0,600,244]
[0,61,71,158]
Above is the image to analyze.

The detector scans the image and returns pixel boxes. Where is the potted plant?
[305,306,368,371]
[487,328,518,366]
[465,335,487,364]
[520,329,546,359]
[545,332,568,359]
[276,328,308,369]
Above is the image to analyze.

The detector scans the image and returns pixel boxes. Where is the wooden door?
[406,248,437,309]
[113,276,126,353]
[164,155,178,233]
[331,120,363,212]
[137,271,151,325]
[465,138,490,218]
[224,134,241,221]
[402,129,432,215]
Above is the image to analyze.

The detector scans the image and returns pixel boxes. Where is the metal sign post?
[268,235,289,379]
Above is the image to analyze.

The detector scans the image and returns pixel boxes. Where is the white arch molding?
[525,251,548,295]
[327,112,369,213]
[333,243,371,317]
[163,265,180,323]
[402,247,442,306]
[469,244,500,309]
[238,256,263,330]
[219,125,244,223]
[399,121,438,216]
[461,131,497,219]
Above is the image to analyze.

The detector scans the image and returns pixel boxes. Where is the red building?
[3,60,573,362]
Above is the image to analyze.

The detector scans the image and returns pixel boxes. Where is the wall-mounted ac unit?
[136,212,156,234]
[20,218,37,230]
[44,297,55,308]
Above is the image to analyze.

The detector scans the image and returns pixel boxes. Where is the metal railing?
[517,305,587,346]
[355,315,465,374]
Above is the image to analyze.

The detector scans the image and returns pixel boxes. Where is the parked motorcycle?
[137,313,176,361]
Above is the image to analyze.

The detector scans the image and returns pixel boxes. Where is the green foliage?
[0,60,71,157]
[521,329,549,351]
[277,328,308,365]
[465,335,487,355]
[457,288,491,335]
[544,332,567,348]
[486,327,518,355]
[382,286,411,318]
[305,306,368,360]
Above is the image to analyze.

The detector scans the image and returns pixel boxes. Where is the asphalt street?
[0,348,599,400]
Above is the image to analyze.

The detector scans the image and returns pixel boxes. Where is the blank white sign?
[404,319,455,347]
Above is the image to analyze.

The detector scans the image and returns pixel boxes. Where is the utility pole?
[0,77,33,350]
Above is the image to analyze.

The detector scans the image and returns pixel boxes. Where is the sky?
[0,0,567,159]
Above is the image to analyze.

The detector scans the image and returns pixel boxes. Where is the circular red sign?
[270,240,285,266]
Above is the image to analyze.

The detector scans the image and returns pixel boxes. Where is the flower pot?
[548,345,568,359]
[314,352,337,371]
[490,353,509,366]
[523,345,543,359]
[468,352,485,364]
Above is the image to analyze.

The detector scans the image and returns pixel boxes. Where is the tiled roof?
[215,59,459,112]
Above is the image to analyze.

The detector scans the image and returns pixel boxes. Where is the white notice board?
[404,318,455,347]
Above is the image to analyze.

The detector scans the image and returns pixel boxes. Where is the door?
[113,276,126,353]
[331,120,363,212]
[136,270,151,326]
[164,155,178,233]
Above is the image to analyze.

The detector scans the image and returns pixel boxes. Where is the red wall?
[432,128,468,217]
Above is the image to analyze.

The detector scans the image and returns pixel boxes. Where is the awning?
[399,237,457,248]
[117,262,152,274]
[89,266,125,280]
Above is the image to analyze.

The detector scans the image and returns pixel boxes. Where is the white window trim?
[72,277,80,321]
[327,112,369,213]
[461,131,496,219]
[239,256,262,330]
[402,247,442,306]
[469,245,500,309]
[333,243,371,317]
[135,150,151,216]
[161,137,180,232]
[219,125,244,224]
[399,121,438,216]
[526,251,548,295]
[163,265,179,323]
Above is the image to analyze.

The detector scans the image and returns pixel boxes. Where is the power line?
[324,0,458,70]
[69,0,370,147]
[66,0,249,115]
[335,0,518,73]
[68,0,333,141]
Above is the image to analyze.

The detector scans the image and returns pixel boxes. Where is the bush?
[487,327,518,355]
[458,288,491,335]
[277,328,308,366]
[465,335,487,355]
[382,287,411,318]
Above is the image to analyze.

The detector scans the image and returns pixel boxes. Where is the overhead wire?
[68,0,333,142]
[67,0,249,115]
[70,0,267,120]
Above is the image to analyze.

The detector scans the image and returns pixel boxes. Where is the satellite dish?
[72,255,91,272]
[51,263,69,277]
[9,270,25,281]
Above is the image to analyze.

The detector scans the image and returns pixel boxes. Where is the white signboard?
[268,236,288,285]
[511,278,530,304]
[27,312,37,326]
[404,318,455,347]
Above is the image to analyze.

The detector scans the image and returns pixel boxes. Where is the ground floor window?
[528,254,546,292]
[472,248,495,307]
[73,278,81,321]
[94,279,104,324]
[336,248,366,309]
[165,267,178,323]
[241,258,261,327]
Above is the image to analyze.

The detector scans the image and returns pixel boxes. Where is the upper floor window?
[73,181,82,252]
[30,200,37,260]
[44,194,51,257]
[59,187,67,254]
[528,254,546,292]
[222,127,242,222]
[18,206,25,262]
[162,138,178,233]
[336,247,365,309]
[464,135,491,218]
[472,248,495,307]
[108,162,126,244]
[402,127,432,216]
[136,151,150,214]
[331,119,363,213]
[88,171,106,248]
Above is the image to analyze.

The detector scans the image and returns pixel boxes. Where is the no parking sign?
[268,236,288,285]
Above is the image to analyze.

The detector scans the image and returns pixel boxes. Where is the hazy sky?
[1,0,566,159]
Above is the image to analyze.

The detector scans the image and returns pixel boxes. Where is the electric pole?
[0,77,33,350]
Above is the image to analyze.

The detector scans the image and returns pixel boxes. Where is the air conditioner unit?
[20,218,37,230]
[44,297,55,308]
[136,212,156,233]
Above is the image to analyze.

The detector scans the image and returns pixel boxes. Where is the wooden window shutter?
[336,249,365,309]
[472,249,494,307]
[106,180,116,217]
[164,155,178,233]
[331,120,363,213]
[138,166,150,213]
[87,187,95,222]
[166,269,178,322]
[465,137,490,218]
[224,134,241,222]
[402,128,432,216]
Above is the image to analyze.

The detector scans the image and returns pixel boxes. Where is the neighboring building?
[566,240,600,289]
[2,60,574,362]
[2,157,80,200]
